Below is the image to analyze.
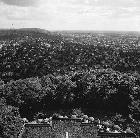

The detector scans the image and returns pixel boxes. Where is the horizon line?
[0,27,140,33]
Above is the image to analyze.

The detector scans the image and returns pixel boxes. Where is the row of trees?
[0,69,140,121]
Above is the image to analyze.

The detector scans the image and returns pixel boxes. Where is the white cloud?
[0,0,140,31]
[0,0,39,7]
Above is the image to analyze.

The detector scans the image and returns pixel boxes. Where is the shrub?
[0,98,23,138]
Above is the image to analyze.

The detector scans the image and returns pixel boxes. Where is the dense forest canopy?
[0,28,140,137]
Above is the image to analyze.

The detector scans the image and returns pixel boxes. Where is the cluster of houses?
[22,114,136,135]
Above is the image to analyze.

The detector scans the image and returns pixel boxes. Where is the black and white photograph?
[0,0,140,138]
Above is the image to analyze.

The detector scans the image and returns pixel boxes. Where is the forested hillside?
[0,29,140,137]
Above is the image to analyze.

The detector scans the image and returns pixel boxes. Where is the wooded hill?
[0,29,140,137]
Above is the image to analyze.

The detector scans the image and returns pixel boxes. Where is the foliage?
[0,69,139,121]
[0,98,23,138]
[0,30,140,135]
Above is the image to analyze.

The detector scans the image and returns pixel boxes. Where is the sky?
[0,0,140,31]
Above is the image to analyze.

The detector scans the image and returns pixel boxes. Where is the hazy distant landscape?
[0,28,140,137]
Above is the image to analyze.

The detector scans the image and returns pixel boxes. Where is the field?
[0,28,140,137]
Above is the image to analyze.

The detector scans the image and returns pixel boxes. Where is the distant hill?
[0,28,52,40]
[0,28,50,34]
[0,28,64,43]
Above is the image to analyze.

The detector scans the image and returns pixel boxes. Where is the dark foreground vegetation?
[0,28,140,137]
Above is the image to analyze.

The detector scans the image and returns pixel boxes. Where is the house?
[19,117,136,138]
